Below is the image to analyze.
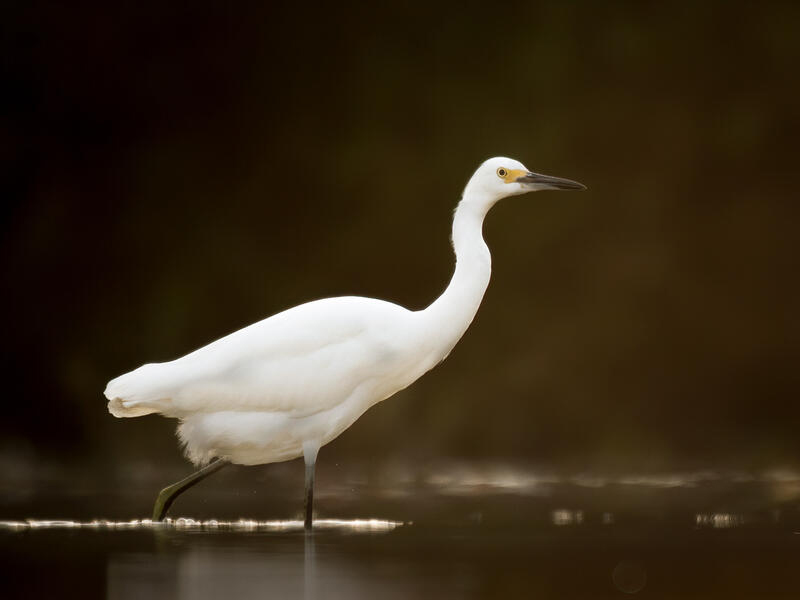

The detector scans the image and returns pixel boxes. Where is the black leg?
[152,458,229,521]
[304,461,315,530]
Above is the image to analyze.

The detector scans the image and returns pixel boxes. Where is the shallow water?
[2,472,799,599]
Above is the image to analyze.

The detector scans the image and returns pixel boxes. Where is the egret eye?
[497,168,507,178]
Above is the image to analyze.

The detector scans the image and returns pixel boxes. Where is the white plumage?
[107,297,443,465]
[105,157,584,472]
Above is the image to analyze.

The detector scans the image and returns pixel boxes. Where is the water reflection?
[695,513,744,528]
[106,532,425,600]
[418,464,800,496]
[304,532,317,600]
[551,509,584,526]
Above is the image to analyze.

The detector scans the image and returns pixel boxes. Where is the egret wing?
[106,296,412,419]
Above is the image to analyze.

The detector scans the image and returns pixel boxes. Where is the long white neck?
[420,191,493,357]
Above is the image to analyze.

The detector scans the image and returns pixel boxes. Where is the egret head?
[464,156,586,205]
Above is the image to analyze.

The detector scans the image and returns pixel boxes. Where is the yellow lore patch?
[497,167,527,183]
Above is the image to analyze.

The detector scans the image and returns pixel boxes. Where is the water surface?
[2,471,799,598]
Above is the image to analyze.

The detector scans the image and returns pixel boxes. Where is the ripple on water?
[0,518,406,533]
[694,513,744,528]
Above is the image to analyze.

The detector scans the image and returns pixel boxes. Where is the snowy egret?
[105,157,585,527]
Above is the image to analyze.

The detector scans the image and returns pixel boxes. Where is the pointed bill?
[516,171,586,191]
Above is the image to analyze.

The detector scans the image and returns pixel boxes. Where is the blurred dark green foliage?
[1,1,798,474]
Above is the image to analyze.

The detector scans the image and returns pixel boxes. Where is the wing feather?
[105,296,413,418]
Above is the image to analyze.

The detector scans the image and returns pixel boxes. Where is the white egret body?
[104,157,585,523]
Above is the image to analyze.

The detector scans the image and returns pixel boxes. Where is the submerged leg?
[303,441,320,530]
[152,458,229,521]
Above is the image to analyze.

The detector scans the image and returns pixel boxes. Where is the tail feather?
[104,363,170,418]
[107,396,159,418]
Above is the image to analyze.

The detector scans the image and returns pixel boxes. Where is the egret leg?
[152,458,229,521]
[304,462,315,530]
[303,441,320,530]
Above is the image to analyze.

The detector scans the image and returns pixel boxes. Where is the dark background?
[2,1,799,484]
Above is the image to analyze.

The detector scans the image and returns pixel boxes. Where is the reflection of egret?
[104,157,585,527]
[304,526,316,600]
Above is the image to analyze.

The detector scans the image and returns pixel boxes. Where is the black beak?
[516,171,586,191]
